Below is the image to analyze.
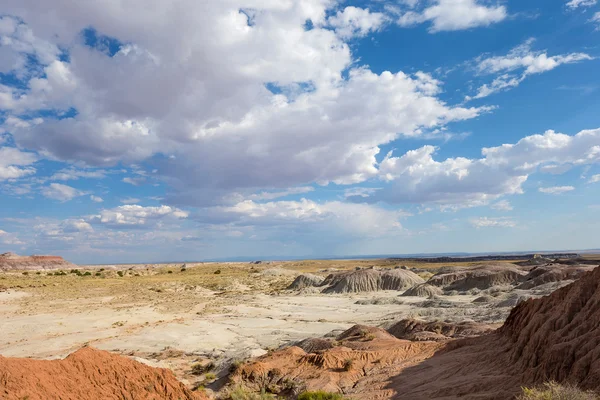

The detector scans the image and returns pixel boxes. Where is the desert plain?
[1,254,599,399]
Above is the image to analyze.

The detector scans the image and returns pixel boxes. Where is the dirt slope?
[0,347,206,400]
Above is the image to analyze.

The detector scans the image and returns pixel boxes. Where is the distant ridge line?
[386,253,580,263]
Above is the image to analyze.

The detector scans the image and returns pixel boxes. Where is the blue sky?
[1,0,600,264]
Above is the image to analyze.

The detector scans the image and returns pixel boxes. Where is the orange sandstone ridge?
[0,347,207,400]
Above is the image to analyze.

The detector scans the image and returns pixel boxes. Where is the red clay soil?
[0,347,207,400]
[233,266,600,399]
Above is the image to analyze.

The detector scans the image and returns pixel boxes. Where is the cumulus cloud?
[247,187,314,201]
[469,39,592,99]
[0,229,24,245]
[90,195,104,203]
[539,186,575,194]
[120,197,140,204]
[589,174,600,183]
[89,205,189,227]
[356,128,600,208]
[396,0,507,33]
[41,183,86,201]
[592,12,600,27]
[0,146,37,180]
[470,217,516,228]
[491,200,513,211]
[0,3,488,207]
[327,6,388,39]
[566,0,597,9]
[50,168,106,181]
[214,198,406,237]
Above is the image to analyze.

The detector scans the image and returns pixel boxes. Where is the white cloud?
[90,195,104,203]
[359,128,600,208]
[120,197,140,204]
[470,217,516,228]
[397,0,507,33]
[51,168,106,181]
[589,174,600,183]
[62,219,93,233]
[90,205,189,227]
[0,146,37,180]
[592,12,600,27]
[470,39,592,99]
[327,6,388,39]
[216,198,406,237]
[0,229,24,245]
[566,0,597,9]
[41,183,86,201]
[247,187,314,201]
[491,200,513,211]
[0,4,488,207]
[122,177,146,186]
[539,186,575,194]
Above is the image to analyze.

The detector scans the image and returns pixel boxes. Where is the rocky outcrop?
[387,319,499,341]
[0,252,78,271]
[287,273,324,290]
[0,347,206,400]
[516,264,596,289]
[322,268,424,294]
[401,283,442,297]
[426,264,526,291]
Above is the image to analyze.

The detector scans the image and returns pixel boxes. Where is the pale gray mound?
[516,265,596,290]
[495,293,533,308]
[287,274,324,290]
[473,294,495,303]
[401,283,443,297]
[322,268,424,294]
[293,338,334,353]
[414,297,458,309]
[355,297,404,305]
[387,318,498,341]
[427,264,526,291]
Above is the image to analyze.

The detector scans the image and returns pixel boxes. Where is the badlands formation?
[0,254,599,399]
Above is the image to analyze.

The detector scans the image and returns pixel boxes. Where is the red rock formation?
[0,347,207,400]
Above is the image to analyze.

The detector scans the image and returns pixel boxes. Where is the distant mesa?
[0,252,77,271]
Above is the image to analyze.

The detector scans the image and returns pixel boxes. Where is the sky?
[1,0,600,264]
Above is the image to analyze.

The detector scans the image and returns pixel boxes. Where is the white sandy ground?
[0,288,491,369]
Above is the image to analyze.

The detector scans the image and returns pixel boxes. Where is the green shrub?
[343,359,353,371]
[36,271,41,275]
[99,268,105,272]
[83,271,92,276]
[95,272,102,276]
[167,270,173,274]
[117,271,124,277]
[518,382,599,400]
[204,372,217,381]
[191,362,214,375]
[214,269,222,274]
[22,271,28,275]
[227,386,275,400]
[298,391,346,400]
[70,269,79,274]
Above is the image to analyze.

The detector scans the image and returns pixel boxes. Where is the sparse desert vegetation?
[519,382,599,400]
